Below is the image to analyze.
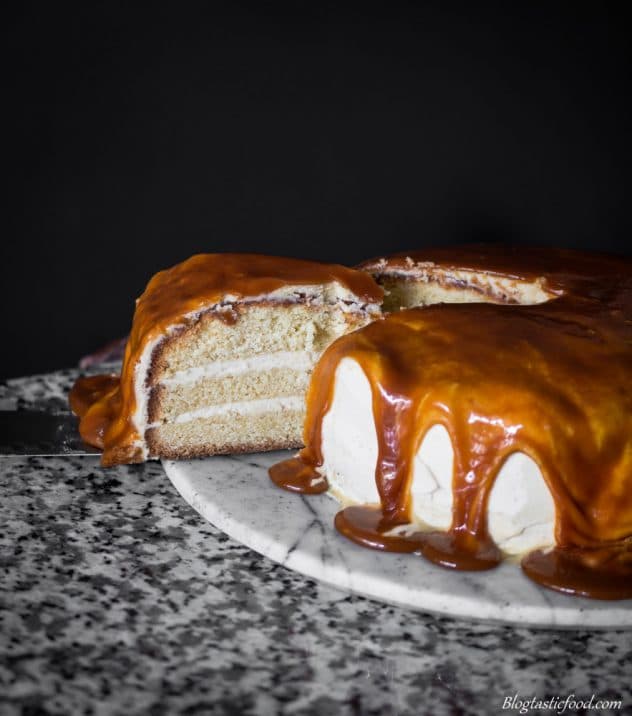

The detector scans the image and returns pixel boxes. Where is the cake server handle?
[0,411,100,456]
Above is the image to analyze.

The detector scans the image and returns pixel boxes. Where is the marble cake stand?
[163,451,632,629]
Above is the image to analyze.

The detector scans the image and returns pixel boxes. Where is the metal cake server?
[0,411,100,456]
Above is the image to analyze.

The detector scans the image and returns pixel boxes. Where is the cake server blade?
[0,411,100,456]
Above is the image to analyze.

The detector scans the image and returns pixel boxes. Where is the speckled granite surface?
[1,370,630,716]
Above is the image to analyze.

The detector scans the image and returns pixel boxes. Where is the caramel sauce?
[69,374,118,419]
[522,544,632,601]
[334,506,502,569]
[269,457,328,494]
[271,248,632,599]
[70,254,383,466]
[69,374,120,450]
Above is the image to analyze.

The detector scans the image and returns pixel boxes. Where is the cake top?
[272,246,632,599]
[70,253,383,465]
[358,243,628,291]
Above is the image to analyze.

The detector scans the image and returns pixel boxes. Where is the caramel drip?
[270,249,632,599]
[69,374,118,420]
[70,254,383,466]
[269,457,328,494]
[522,543,632,600]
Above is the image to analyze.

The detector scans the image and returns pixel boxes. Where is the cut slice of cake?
[70,253,383,465]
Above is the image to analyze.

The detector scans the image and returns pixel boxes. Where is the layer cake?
[270,246,632,599]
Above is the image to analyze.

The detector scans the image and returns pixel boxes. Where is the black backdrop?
[4,2,631,379]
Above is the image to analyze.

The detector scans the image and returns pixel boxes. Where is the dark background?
[4,2,631,379]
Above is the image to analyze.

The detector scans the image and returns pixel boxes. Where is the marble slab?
[163,451,632,630]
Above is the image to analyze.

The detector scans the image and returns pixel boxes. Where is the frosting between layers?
[156,395,305,426]
[160,350,317,386]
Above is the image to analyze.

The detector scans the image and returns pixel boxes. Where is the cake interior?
[377,268,553,311]
[144,300,372,459]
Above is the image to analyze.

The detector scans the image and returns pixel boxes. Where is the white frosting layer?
[320,358,556,556]
[161,351,317,386]
[168,395,304,425]
[132,334,162,460]
[213,282,382,314]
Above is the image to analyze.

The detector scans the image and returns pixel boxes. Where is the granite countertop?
[1,369,630,716]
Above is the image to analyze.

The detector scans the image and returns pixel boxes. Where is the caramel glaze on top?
[69,253,383,466]
[270,247,632,599]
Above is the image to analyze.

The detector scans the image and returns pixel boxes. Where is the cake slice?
[70,254,383,465]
